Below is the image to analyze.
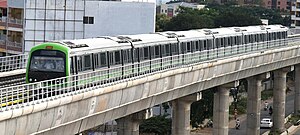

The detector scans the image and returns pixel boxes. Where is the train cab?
[26,43,69,83]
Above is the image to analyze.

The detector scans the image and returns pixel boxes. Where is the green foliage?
[229,96,247,115]
[269,129,281,135]
[156,14,171,32]
[158,5,288,31]
[164,7,216,31]
[190,89,214,127]
[214,10,261,27]
[288,115,300,125]
[261,89,273,101]
[140,115,171,135]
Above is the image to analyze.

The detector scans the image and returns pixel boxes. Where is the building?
[0,0,23,56]
[291,0,300,28]
[262,0,288,11]
[5,0,155,54]
[157,2,205,17]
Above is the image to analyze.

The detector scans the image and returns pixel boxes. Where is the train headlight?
[34,79,37,82]
[29,78,32,82]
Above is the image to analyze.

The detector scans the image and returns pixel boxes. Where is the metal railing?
[0,54,28,73]
[6,40,22,48]
[0,16,7,22]
[0,37,296,112]
[8,18,23,25]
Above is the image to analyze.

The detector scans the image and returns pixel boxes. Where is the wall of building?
[24,0,85,52]
[24,0,155,52]
[84,1,155,38]
[8,0,24,8]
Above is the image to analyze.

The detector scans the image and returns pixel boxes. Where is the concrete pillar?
[246,73,269,135]
[116,112,145,135]
[295,64,300,115]
[272,67,290,133]
[172,94,199,135]
[213,82,237,135]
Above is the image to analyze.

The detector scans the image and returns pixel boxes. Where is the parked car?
[260,118,273,128]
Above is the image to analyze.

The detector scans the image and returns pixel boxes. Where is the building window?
[83,16,94,24]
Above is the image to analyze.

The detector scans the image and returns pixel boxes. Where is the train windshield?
[30,56,65,72]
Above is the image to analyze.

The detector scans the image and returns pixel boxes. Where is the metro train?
[25,25,288,83]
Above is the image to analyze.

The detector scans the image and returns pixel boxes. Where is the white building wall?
[24,0,155,52]
[84,1,155,38]
[24,0,84,52]
[8,0,24,8]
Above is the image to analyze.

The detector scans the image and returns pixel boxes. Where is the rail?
[0,37,297,112]
[0,54,27,72]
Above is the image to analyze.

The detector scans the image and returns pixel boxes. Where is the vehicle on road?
[260,118,273,128]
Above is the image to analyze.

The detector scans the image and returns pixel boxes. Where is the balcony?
[8,18,22,25]
[0,35,22,53]
[0,17,23,29]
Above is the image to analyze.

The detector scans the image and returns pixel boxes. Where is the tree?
[156,14,171,32]
[140,115,172,135]
[214,10,262,27]
[190,89,214,127]
[164,7,217,31]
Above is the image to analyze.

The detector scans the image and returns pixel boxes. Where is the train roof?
[59,37,131,55]
[48,24,287,56]
[118,33,178,47]
[162,30,214,42]
[265,25,288,32]
[204,27,240,37]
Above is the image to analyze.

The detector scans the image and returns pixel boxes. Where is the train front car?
[26,43,69,83]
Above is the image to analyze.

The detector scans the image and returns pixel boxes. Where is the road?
[228,92,295,135]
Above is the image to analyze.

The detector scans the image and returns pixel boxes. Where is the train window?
[244,35,248,44]
[171,43,179,55]
[162,44,170,57]
[150,46,155,59]
[285,32,287,38]
[166,44,171,56]
[133,49,139,62]
[115,51,121,65]
[144,47,149,60]
[224,37,228,47]
[123,50,128,64]
[203,40,208,50]
[141,47,149,60]
[94,53,99,68]
[282,32,286,38]
[250,35,254,43]
[187,42,191,52]
[234,37,237,45]
[228,37,231,46]
[155,45,160,58]
[220,38,224,47]
[277,32,282,39]
[181,42,187,53]
[273,33,276,40]
[207,40,213,49]
[83,55,92,70]
[100,53,107,67]
[195,41,199,51]
[71,57,74,74]
[128,49,133,63]
[215,38,220,48]
[77,56,83,71]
